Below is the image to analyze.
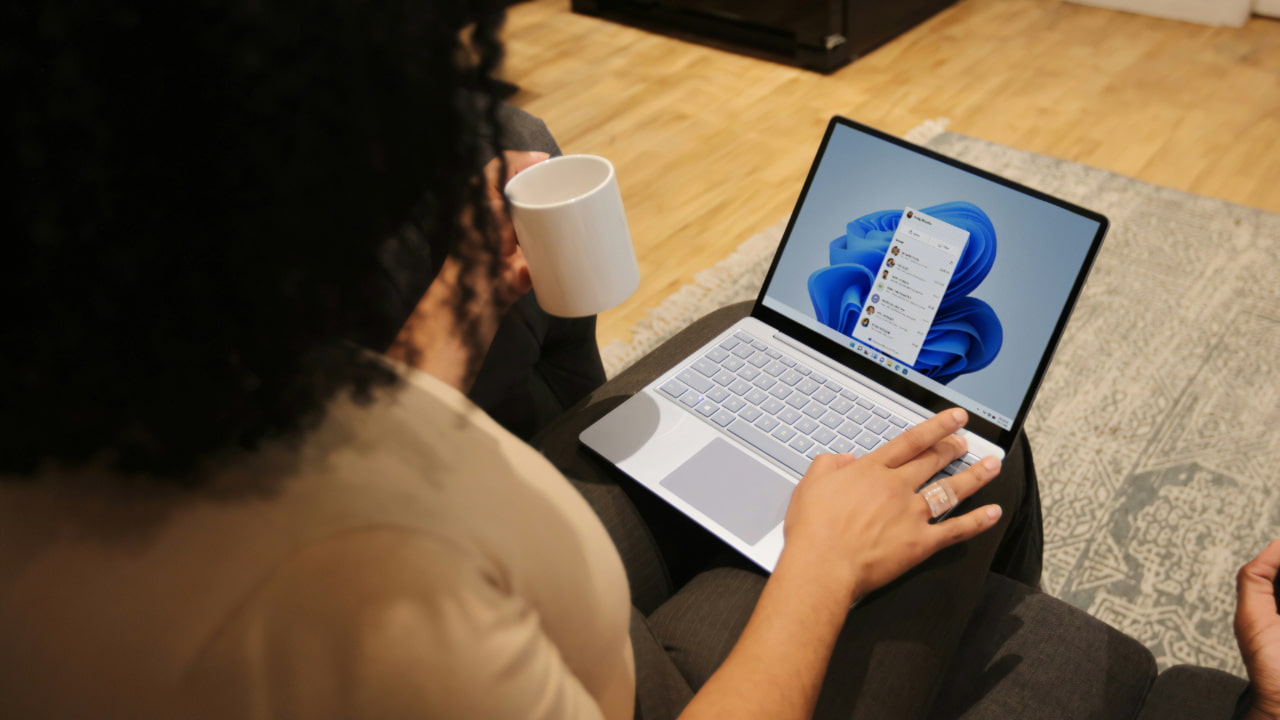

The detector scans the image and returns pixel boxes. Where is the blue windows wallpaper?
[806,201,1003,384]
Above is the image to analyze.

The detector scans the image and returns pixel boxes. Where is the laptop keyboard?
[660,330,972,481]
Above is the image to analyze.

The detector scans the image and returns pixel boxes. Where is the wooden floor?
[501,0,1280,347]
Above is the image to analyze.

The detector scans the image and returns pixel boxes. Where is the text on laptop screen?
[760,124,1101,429]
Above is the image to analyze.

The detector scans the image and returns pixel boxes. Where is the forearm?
[678,553,859,720]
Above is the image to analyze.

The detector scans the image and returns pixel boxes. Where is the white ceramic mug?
[505,154,640,318]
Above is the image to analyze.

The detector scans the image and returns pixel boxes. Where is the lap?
[536,302,1046,719]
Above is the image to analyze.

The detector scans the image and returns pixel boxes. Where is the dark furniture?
[572,0,959,73]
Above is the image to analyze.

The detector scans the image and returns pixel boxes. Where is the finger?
[926,503,1004,550]
[928,456,1002,507]
[872,408,967,469]
[894,432,968,488]
[1237,539,1280,624]
[802,452,844,478]
[504,150,550,180]
[831,452,857,470]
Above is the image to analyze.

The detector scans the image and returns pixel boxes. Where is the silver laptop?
[581,116,1108,571]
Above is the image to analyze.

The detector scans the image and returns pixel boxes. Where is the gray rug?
[609,128,1280,677]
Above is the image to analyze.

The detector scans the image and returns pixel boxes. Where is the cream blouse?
[0,367,634,719]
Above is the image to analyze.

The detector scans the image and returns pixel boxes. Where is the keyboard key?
[711,409,735,427]
[849,408,872,424]
[813,387,836,405]
[811,372,828,385]
[723,357,745,372]
[728,379,752,396]
[726,419,808,475]
[739,366,762,381]
[740,405,763,422]
[772,425,797,442]
[764,362,786,377]
[719,337,741,351]
[707,347,729,362]
[753,375,777,390]
[731,344,755,359]
[712,370,735,386]
[813,427,837,445]
[707,387,730,403]
[780,370,803,386]
[679,392,701,408]
[693,358,718,377]
[826,381,844,393]
[778,356,796,368]
[696,401,717,418]
[795,364,812,376]
[805,445,823,460]
[751,340,767,351]
[788,435,814,453]
[795,417,820,434]
[947,459,972,475]
[745,388,768,405]
[765,348,781,359]
[830,438,855,454]
[748,353,771,368]
[723,396,746,413]
[871,407,891,419]
[778,408,802,425]
[820,411,843,429]
[855,397,875,410]
[831,397,854,414]
[761,398,785,415]
[837,421,860,439]
[677,369,713,393]
[888,415,908,428]
[768,384,792,400]
[754,414,778,431]
[733,331,753,342]
[866,417,890,434]
[855,432,879,450]
[785,393,809,410]
[797,378,820,395]
[802,403,825,419]
[660,380,688,399]
[840,389,859,402]
[883,426,903,440]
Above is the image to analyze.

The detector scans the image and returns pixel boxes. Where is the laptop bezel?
[750,116,1109,451]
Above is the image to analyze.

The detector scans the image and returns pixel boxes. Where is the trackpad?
[659,438,796,546]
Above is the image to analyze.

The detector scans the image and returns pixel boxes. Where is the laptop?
[581,116,1108,571]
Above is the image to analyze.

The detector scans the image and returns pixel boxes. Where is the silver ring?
[920,479,959,519]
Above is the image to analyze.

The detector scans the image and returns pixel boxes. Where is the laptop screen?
[756,118,1106,439]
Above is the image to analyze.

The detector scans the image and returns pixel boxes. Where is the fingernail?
[982,457,1001,472]
[986,505,1003,521]
[951,408,966,426]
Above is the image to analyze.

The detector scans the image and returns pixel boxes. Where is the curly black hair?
[2,0,511,480]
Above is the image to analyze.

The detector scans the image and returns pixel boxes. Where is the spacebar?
[726,419,811,476]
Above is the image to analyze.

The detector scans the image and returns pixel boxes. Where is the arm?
[679,409,1004,720]
[1237,540,1280,720]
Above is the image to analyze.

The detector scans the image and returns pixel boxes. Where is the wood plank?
[501,0,1280,347]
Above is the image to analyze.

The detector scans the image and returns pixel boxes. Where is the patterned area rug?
[605,122,1280,676]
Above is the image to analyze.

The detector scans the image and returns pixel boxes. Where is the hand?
[1237,540,1280,720]
[779,408,1004,606]
[480,150,547,305]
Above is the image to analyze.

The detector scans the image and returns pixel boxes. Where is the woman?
[4,3,1276,720]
